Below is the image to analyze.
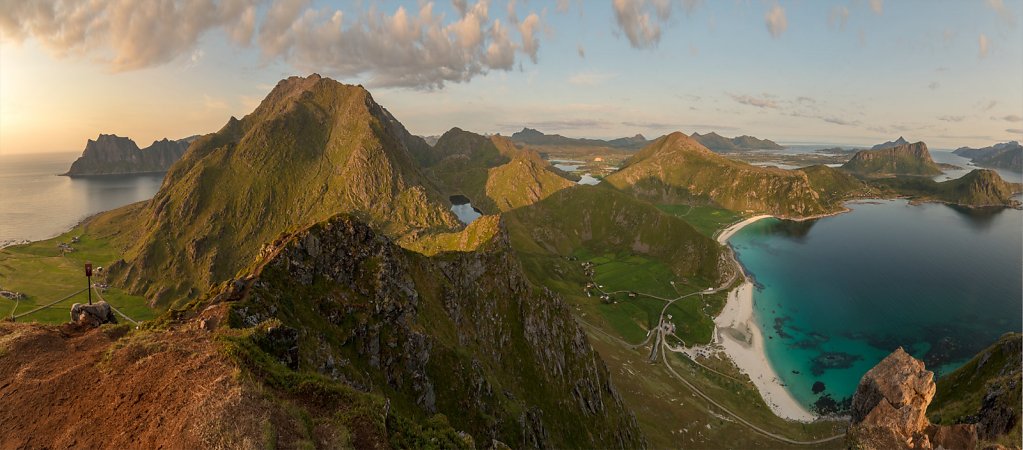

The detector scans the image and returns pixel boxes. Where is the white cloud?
[0,0,545,90]
[612,0,663,48]
[869,0,883,15]
[828,6,849,30]
[765,4,787,39]
[979,33,990,58]
[730,93,779,109]
[0,0,260,71]
[986,0,1017,27]
[568,71,616,86]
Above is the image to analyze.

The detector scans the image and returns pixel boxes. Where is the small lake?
[449,195,482,224]
[730,199,1023,413]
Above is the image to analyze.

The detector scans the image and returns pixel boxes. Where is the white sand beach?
[712,215,817,422]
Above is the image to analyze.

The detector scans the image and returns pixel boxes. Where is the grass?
[656,204,747,237]
[0,224,154,324]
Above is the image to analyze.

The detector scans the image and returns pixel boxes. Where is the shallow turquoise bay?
[729,199,1023,413]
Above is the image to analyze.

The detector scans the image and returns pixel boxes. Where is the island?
[62,134,196,176]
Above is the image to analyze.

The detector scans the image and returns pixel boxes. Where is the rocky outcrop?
[841,141,943,176]
[217,214,645,449]
[70,301,117,327]
[63,134,193,176]
[847,348,978,449]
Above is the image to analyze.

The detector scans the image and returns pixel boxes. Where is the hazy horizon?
[2,0,1021,154]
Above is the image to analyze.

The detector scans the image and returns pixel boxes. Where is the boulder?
[70,301,118,327]
[847,347,977,449]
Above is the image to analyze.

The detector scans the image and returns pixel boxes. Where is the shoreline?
[709,215,818,422]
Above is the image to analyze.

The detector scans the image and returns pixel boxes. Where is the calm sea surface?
[730,199,1023,412]
[0,152,164,243]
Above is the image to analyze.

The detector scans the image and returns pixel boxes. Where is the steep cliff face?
[213,214,645,449]
[63,134,192,176]
[605,132,839,218]
[847,348,978,450]
[841,141,943,176]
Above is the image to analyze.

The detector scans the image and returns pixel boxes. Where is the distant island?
[689,131,784,152]
[509,127,648,149]
[953,141,1022,173]
[840,139,943,176]
[62,134,196,176]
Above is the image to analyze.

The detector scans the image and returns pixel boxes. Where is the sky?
[1,0,1021,155]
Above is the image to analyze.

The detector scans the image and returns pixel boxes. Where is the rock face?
[63,134,193,176]
[841,141,943,176]
[219,214,645,449]
[847,347,978,449]
[871,136,910,150]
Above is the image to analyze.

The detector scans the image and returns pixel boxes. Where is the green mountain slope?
[929,333,1021,447]
[198,214,646,448]
[841,141,943,176]
[871,169,1022,207]
[415,128,574,214]
[503,185,725,286]
[110,74,460,306]
[604,132,840,218]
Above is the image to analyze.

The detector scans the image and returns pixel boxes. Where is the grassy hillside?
[485,155,575,211]
[870,169,1022,207]
[840,141,943,176]
[605,132,841,218]
[106,75,461,307]
[929,333,1021,448]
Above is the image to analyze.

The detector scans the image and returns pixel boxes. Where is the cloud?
[0,0,259,71]
[621,120,676,129]
[1001,114,1023,122]
[0,0,545,90]
[568,71,616,86]
[980,100,999,111]
[1007,128,1023,134]
[928,81,940,90]
[765,4,787,39]
[504,119,611,130]
[869,0,883,15]
[577,44,586,58]
[978,33,990,58]
[556,0,572,13]
[612,0,663,48]
[730,93,779,109]
[828,6,849,30]
[986,0,1017,26]
[939,115,965,122]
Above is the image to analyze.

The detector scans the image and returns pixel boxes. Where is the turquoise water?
[729,200,1023,414]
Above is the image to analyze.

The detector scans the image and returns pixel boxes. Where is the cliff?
[63,134,194,176]
[838,141,941,176]
[841,141,943,176]
[847,348,978,449]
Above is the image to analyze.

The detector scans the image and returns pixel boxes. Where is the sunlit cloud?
[765,4,788,39]
[978,33,990,58]
[730,93,779,109]
[986,0,1017,27]
[869,0,884,15]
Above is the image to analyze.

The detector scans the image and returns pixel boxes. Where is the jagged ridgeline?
[605,132,851,217]
[840,140,943,176]
[192,214,644,448]
[110,74,461,306]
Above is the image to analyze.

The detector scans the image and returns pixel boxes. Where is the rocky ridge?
[63,134,194,176]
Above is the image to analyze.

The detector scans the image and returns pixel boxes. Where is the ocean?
[0,152,164,243]
[729,198,1023,413]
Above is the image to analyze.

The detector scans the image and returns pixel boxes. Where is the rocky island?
[954,141,1023,173]
[62,134,195,176]
[841,140,943,177]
